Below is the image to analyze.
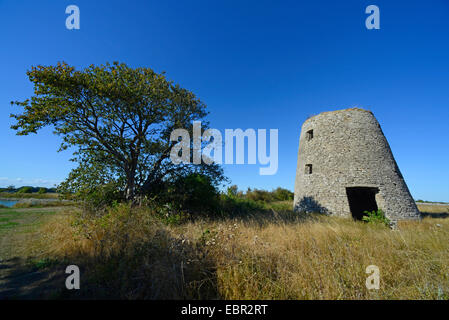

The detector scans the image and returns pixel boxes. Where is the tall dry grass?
[41,205,218,299]
[40,204,449,299]
[207,216,448,299]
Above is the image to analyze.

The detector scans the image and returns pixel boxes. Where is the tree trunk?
[125,173,135,202]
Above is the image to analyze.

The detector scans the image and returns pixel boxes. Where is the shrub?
[240,187,294,203]
[17,186,34,193]
[226,185,239,197]
[362,209,390,226]
[62,182,125,214]
[245,189,274,202]
[38,187,47,194]
[165,173,220,215]
[272,187,294,201]
[218,194,266,218]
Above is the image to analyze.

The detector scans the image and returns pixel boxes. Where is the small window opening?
[306,129,313,141]
[305,164,312,174]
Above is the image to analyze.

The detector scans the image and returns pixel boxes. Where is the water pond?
[0,199,19,208]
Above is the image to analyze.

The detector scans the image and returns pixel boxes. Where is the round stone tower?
[293,108,420,221]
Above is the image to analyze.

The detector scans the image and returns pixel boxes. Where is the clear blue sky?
[1,0,448,201]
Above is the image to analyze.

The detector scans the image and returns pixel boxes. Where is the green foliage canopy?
[11,62,225,203]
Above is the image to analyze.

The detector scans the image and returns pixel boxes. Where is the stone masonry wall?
[293,108,420,221]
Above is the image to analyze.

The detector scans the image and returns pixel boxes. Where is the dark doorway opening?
[346,187,379,220]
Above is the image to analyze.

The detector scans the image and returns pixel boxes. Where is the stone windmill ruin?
[293,108,420,221]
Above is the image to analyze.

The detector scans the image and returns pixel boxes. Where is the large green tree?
[10,62,224,202]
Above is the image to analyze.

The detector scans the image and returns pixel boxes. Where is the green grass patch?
[0,221,20,230]
[0,209,26,217]
[0,208,58,235]
[30,257,60,270]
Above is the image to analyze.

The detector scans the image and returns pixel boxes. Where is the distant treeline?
[0,186,57,194]
[227,185,294,202]
[416,199,449,204]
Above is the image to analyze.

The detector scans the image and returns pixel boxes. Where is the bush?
[228,186,294,203]
[272,187,294,201]
[226,185,240,197]
[245,189,274,202]
[218,194,266,218]
[38,187,47,194]
[165,174,220,215]
[362,209,390,226]
[61,182,125,214]
[16,186,34,193]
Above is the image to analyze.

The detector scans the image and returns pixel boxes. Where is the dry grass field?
[18,202,446,300]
